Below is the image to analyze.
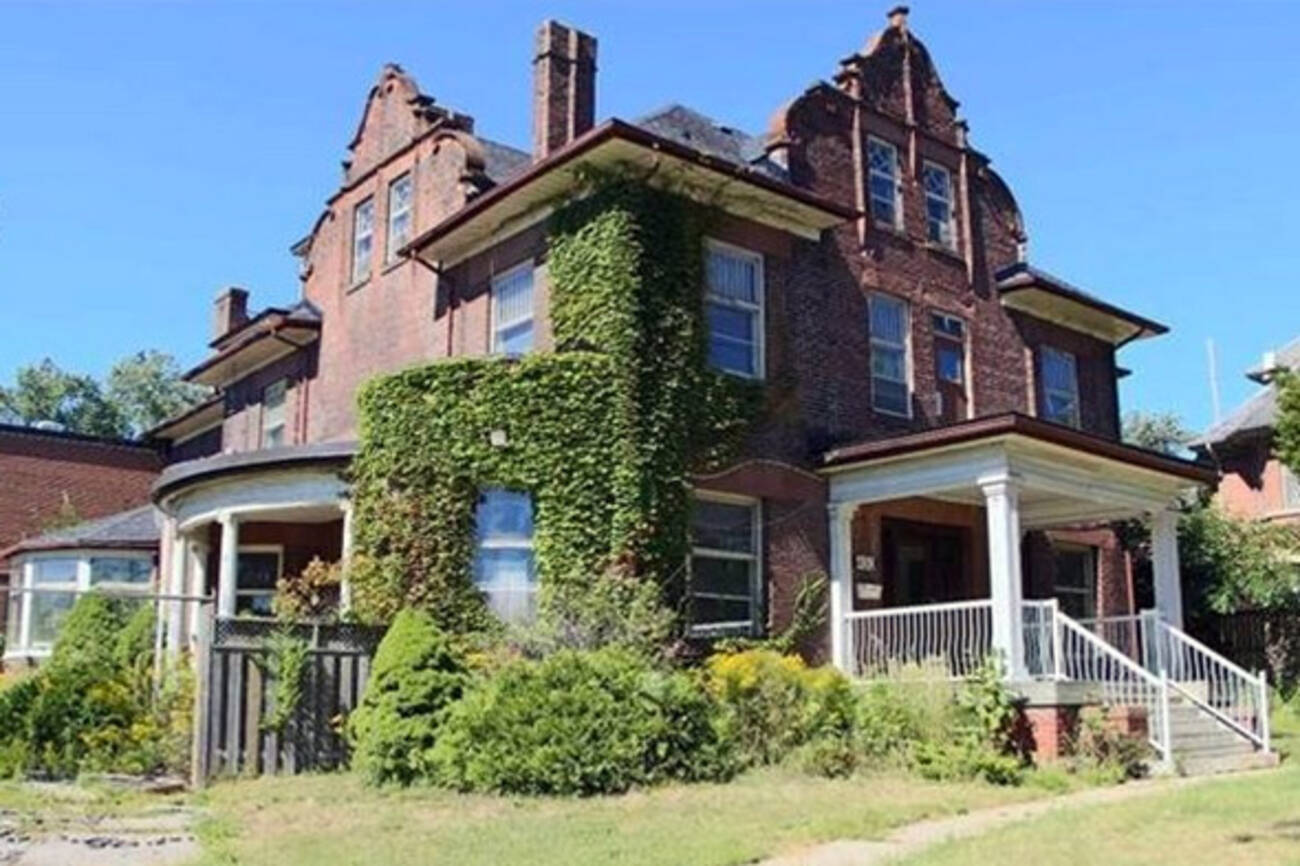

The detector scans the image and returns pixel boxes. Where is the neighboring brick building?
[53,9,1207,683]
[0,424,162,655]
[1195,336,1300,526]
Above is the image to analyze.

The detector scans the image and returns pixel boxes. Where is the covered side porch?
[822,414,1215,681]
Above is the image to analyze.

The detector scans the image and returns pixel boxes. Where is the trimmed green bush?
[347,609,471,785]
[430,648,735,795]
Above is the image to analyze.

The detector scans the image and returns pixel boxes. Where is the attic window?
[922,162,956,250]
[386,173,413,264]
[867,137,902,229]
[352,197,375,284]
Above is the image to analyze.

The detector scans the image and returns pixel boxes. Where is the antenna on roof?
[1206,338,1222,424]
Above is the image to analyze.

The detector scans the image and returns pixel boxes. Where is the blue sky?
[1,1,1297,433]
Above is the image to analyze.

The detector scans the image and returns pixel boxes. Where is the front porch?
[819,415,1272,765]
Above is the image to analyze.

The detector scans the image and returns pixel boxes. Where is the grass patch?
[192,768,1059,866]
[0,779,188,835]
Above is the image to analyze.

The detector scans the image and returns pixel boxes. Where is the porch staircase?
[844,600,1276,775]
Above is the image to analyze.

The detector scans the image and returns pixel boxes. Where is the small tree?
[1122,410,1194,456]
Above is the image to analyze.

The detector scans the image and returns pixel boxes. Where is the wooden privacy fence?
[193,616,385,783]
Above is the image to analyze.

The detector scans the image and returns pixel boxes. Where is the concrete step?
[1178,750,1278,776]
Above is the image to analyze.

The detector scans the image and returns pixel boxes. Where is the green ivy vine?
[348,176,763,631]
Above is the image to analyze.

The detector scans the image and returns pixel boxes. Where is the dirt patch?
[0,805,198,866]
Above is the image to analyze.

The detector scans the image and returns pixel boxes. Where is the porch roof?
[821,413,1215,528]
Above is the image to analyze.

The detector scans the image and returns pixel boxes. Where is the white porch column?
[187,539,208,645]
[339,499,354,613]
[1151,508,1184,630]
[165,518,186,654]
[217,511,239,618]
[827,502,856,673]
[980,475,1026,679]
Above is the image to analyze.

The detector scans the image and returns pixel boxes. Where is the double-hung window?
[27,558,79,649]
[236,547,282,617]
[688,496,760,636]
[491,263,535,356]
[921,161,956,249]
[7,553,154,656]
[869,293,911,416]
[262,378,287,448]
[473,489,537,624]
[352,197,375,284]
[705,241,764,378]
[1053,545,1096,619]
[867,137,902,228]
[1039,346,1080,428]
[386,173,413,264]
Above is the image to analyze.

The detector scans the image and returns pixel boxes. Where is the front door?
[881,518,969,606]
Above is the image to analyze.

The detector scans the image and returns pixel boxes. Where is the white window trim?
[235,544,283,617]
[688,491,762,638]
[868,292,913,419]
[490,261,536,356]
[866,136,903,230]
[473,489,538,623]
[261,378,288,448]
[385,173,413,265]
[921,160,957,251]
[6,550,156,658]
[1052,544,1097,619]
[1039,346,1081,428]
[351,196,375,285]
[704,239,766,380]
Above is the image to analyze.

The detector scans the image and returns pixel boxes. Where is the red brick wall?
[0,428,162,555]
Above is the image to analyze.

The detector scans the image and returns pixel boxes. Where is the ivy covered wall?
[349,180,761,630]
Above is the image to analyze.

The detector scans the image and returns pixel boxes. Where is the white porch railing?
[1024,600,1172,761]
[844,599,992,679]
[1082,611,1271,752]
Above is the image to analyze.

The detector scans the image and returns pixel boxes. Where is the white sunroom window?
[1039,346,1081,428]
[474,489,537,624]
[869,293,911,417]
[491,264,535,356]
[867,137,902,228]
[705,242,764,378]
[7,553,155,657]
[688,496,760,636]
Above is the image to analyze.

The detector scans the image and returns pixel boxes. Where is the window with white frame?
[932,313,966,385]
[705,242,764,378]
[1039,346,1081,428]
[921,161,956,249]
[491,263,535,356]
[1053,545,1096,619]
[473,489,537,624]
[688,496,760,635]
[869,293,911,416]
[262,378,287,448]
[235,547,282,617]
[386,173,413,264]
[351,197,375,284]
[867,137,902,228]
[6,552,155,656]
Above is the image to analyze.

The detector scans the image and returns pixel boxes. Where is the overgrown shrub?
[347,609,470,786]
[1064,707,1151,782]
[273,557,342,621]
[430,648,735,795]
[704,649,857,775]
[910,661,1025,785]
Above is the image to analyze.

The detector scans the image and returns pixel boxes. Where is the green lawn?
[901,701,1300,866]
[191,768,1055,866]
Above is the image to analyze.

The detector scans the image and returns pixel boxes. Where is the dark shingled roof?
[635,104,788,182]
[3,505,159,558]
[481,138,531,184]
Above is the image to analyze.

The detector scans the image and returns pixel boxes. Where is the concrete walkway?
[756,771,1258,866]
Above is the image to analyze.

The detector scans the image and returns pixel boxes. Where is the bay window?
[705,241,764,378]
[474,488,537,623]
[688,496,760,636]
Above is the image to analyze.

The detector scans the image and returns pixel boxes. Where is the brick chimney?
[212,287,249,340]
[531,20,597,161]
[887,5,909,30]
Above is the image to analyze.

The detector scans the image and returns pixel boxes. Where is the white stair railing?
[844,600,993,680]
[1025,600,1171,762]
[1082,610,1270,752]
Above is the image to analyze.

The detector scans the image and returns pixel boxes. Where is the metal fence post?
[1259,668,1272,754]
[1159,667,1174,768]
[1050,599,1064,680]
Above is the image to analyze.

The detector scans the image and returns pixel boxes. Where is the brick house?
[11,8,1271,764]
[1195,336,1300,526]
[0,425,162,661]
